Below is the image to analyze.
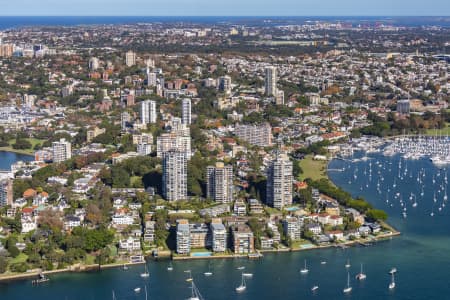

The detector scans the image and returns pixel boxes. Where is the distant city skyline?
[1,0,449,16]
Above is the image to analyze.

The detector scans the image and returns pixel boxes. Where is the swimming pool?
[191,252,212,257]
[285,206,299,211]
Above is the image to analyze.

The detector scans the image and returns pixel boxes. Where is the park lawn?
[0,138,46,155]
[425,123,450,136]
[264,206,281,215]
[298,155,328,181]
[10,253,28,264]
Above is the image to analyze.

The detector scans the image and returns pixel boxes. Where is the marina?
[384,135,450,165]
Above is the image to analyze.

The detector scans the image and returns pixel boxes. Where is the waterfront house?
[143,221,155,243]
[327,230,344,240]
[119,237,141,253]
[315,234,331,244]
[358,225,371,236]
[368,223,381,233]
[305,223,322,235]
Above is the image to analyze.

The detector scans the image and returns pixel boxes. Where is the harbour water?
[1,151,450,299]
[0,151,33,171]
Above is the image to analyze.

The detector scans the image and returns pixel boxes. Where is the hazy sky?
[1,0,449,16]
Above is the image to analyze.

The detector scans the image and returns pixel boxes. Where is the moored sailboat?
[235,273,246,293]
[300,259,309,274]
[140,264,149,278]
[343,272,352,294]
[355,263,366,280]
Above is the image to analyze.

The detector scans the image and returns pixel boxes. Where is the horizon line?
[0,15,449,18]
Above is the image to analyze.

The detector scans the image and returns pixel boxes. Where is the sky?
[0,0,449,16]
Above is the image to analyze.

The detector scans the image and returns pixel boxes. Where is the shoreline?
[0,230,401,282]
[0,148,35,157]
[0,261,145,283]
[172,229,401,261]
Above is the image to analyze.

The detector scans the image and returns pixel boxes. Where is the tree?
[71,227,114,252]
[85,203,103,225]
[111,167,130,188]
[0,256,7,273]
[38,209,63,230]
[12,138,32,150]
[366,209,388,221]
[7,244,20,258]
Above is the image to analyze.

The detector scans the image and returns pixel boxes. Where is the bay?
[0,151,449,299]
[0,151,33,171]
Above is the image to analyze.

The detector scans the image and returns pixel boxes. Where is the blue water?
[0,151,33,171]
[0,16,450,30]
[1,152,450,299]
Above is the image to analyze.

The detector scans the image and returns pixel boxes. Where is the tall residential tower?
[206,162,234,203]
[181,98,191,125]
[140,100,157,124]
[162,151,188,201]
[265,66,277,96]
[266,151,293,209]
[52,139,72,163]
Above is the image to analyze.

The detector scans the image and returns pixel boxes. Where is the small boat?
[123,264,128,271]
[32,273,50,285]
[236,273,246,293]
[237,266,245,270]
[343,272,352,294]
[167,262,173,271]
[243,273,253,278]
[204,261,213,276]
[300,260,309,274]
[355,263,367,280]
[134,287,141,293]
[345,259,351,269]
[311,285,319,292]
[389,268,397,275]
[140,264,150,278]
[320,261,327,265]
[389,273,396,290]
